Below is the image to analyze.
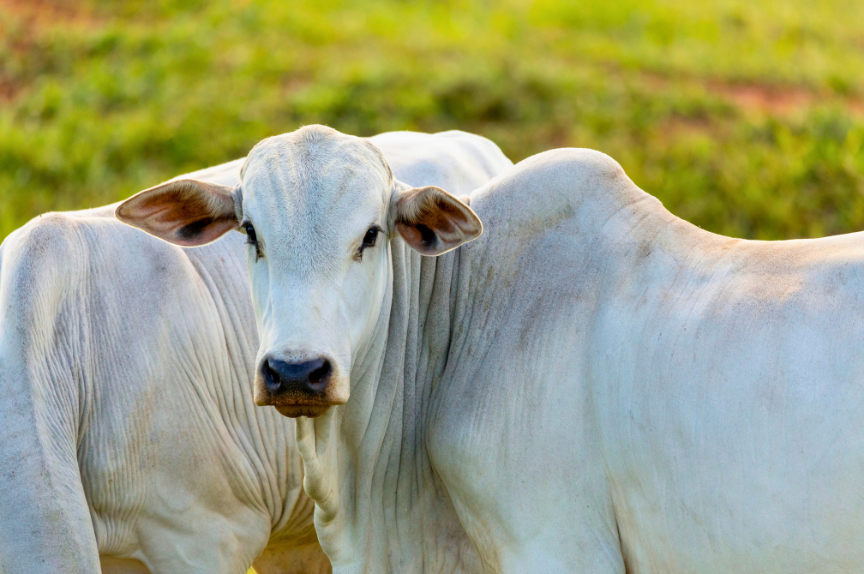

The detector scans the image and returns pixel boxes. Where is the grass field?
[1,0,864,242]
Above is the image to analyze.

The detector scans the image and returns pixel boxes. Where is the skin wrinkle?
[184,253,272,514]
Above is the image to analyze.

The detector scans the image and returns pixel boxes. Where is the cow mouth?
[275,404,331,418]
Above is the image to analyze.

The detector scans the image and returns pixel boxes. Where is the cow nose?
[262,357,332,395]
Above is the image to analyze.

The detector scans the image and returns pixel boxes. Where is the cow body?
[303,147,864,573]
[0,130,512,573]
[119,127,864,573]
[421,149,864,573]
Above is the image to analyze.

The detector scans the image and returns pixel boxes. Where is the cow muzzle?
[255,354,345,418]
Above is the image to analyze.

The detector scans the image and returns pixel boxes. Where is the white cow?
[0,160,329,574]
[121,125,864,574]
[1,129,511,574]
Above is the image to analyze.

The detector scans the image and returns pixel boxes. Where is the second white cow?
[2,129,511,573]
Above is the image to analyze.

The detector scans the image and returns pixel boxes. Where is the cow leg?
[0,227,101,573]
[252,543,332,574]
[0,354,100,573]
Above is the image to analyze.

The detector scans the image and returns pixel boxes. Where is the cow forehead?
[240,128,393,222]
[238,128,393,267]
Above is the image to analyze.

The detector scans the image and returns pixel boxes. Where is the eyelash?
[243,222,263,261]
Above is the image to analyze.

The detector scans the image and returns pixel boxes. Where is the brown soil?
[0,0,98,102]
[710,81,864,116]
[636,67,864,118]
[0,0,92,24]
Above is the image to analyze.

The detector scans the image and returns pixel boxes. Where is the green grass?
[2,0,864,240]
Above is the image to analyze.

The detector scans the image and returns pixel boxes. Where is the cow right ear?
[116,179,239,247]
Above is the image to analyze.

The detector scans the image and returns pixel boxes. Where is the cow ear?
[393,186,483,256]
[116,179,239,247]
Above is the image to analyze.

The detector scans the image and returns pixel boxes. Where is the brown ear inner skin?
[395,221,438,255]
[395,187,481,255]
[116,180,237,247]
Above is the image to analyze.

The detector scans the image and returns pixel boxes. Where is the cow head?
[116,126,482,418]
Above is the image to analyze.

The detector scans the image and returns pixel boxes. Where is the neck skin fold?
[296,237,480,573]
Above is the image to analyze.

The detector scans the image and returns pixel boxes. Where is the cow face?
[116,126,482,417]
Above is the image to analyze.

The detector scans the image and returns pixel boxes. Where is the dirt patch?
[712,83,812,115]
[657,116,716,139]
[0,78,18,102]
[709,81,864,117]
[645,72,864,140]
[634,67,864,118]
[0,0,94,24]
[0,0,99,103]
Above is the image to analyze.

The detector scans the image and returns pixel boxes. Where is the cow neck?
[296,236,476,572]
[185,243,317,547]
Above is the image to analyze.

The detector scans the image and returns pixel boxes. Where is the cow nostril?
[308,359,332,387]
[264,359,282,392]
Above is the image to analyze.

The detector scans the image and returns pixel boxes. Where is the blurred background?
[1,0,864,241]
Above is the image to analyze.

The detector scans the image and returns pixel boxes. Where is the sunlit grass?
[1,0,864,239]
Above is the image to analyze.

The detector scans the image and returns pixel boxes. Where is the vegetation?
[2,0,864,241]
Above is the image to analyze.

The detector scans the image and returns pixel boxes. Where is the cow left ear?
[116,179,239,247]
[392,186,483,256]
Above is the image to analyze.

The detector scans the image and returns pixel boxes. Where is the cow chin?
[274,404,331,418]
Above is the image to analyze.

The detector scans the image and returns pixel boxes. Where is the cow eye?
[356,226,381,261]
[362,227,379,249]
[243,222,263,260]
[243,223,257,244]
